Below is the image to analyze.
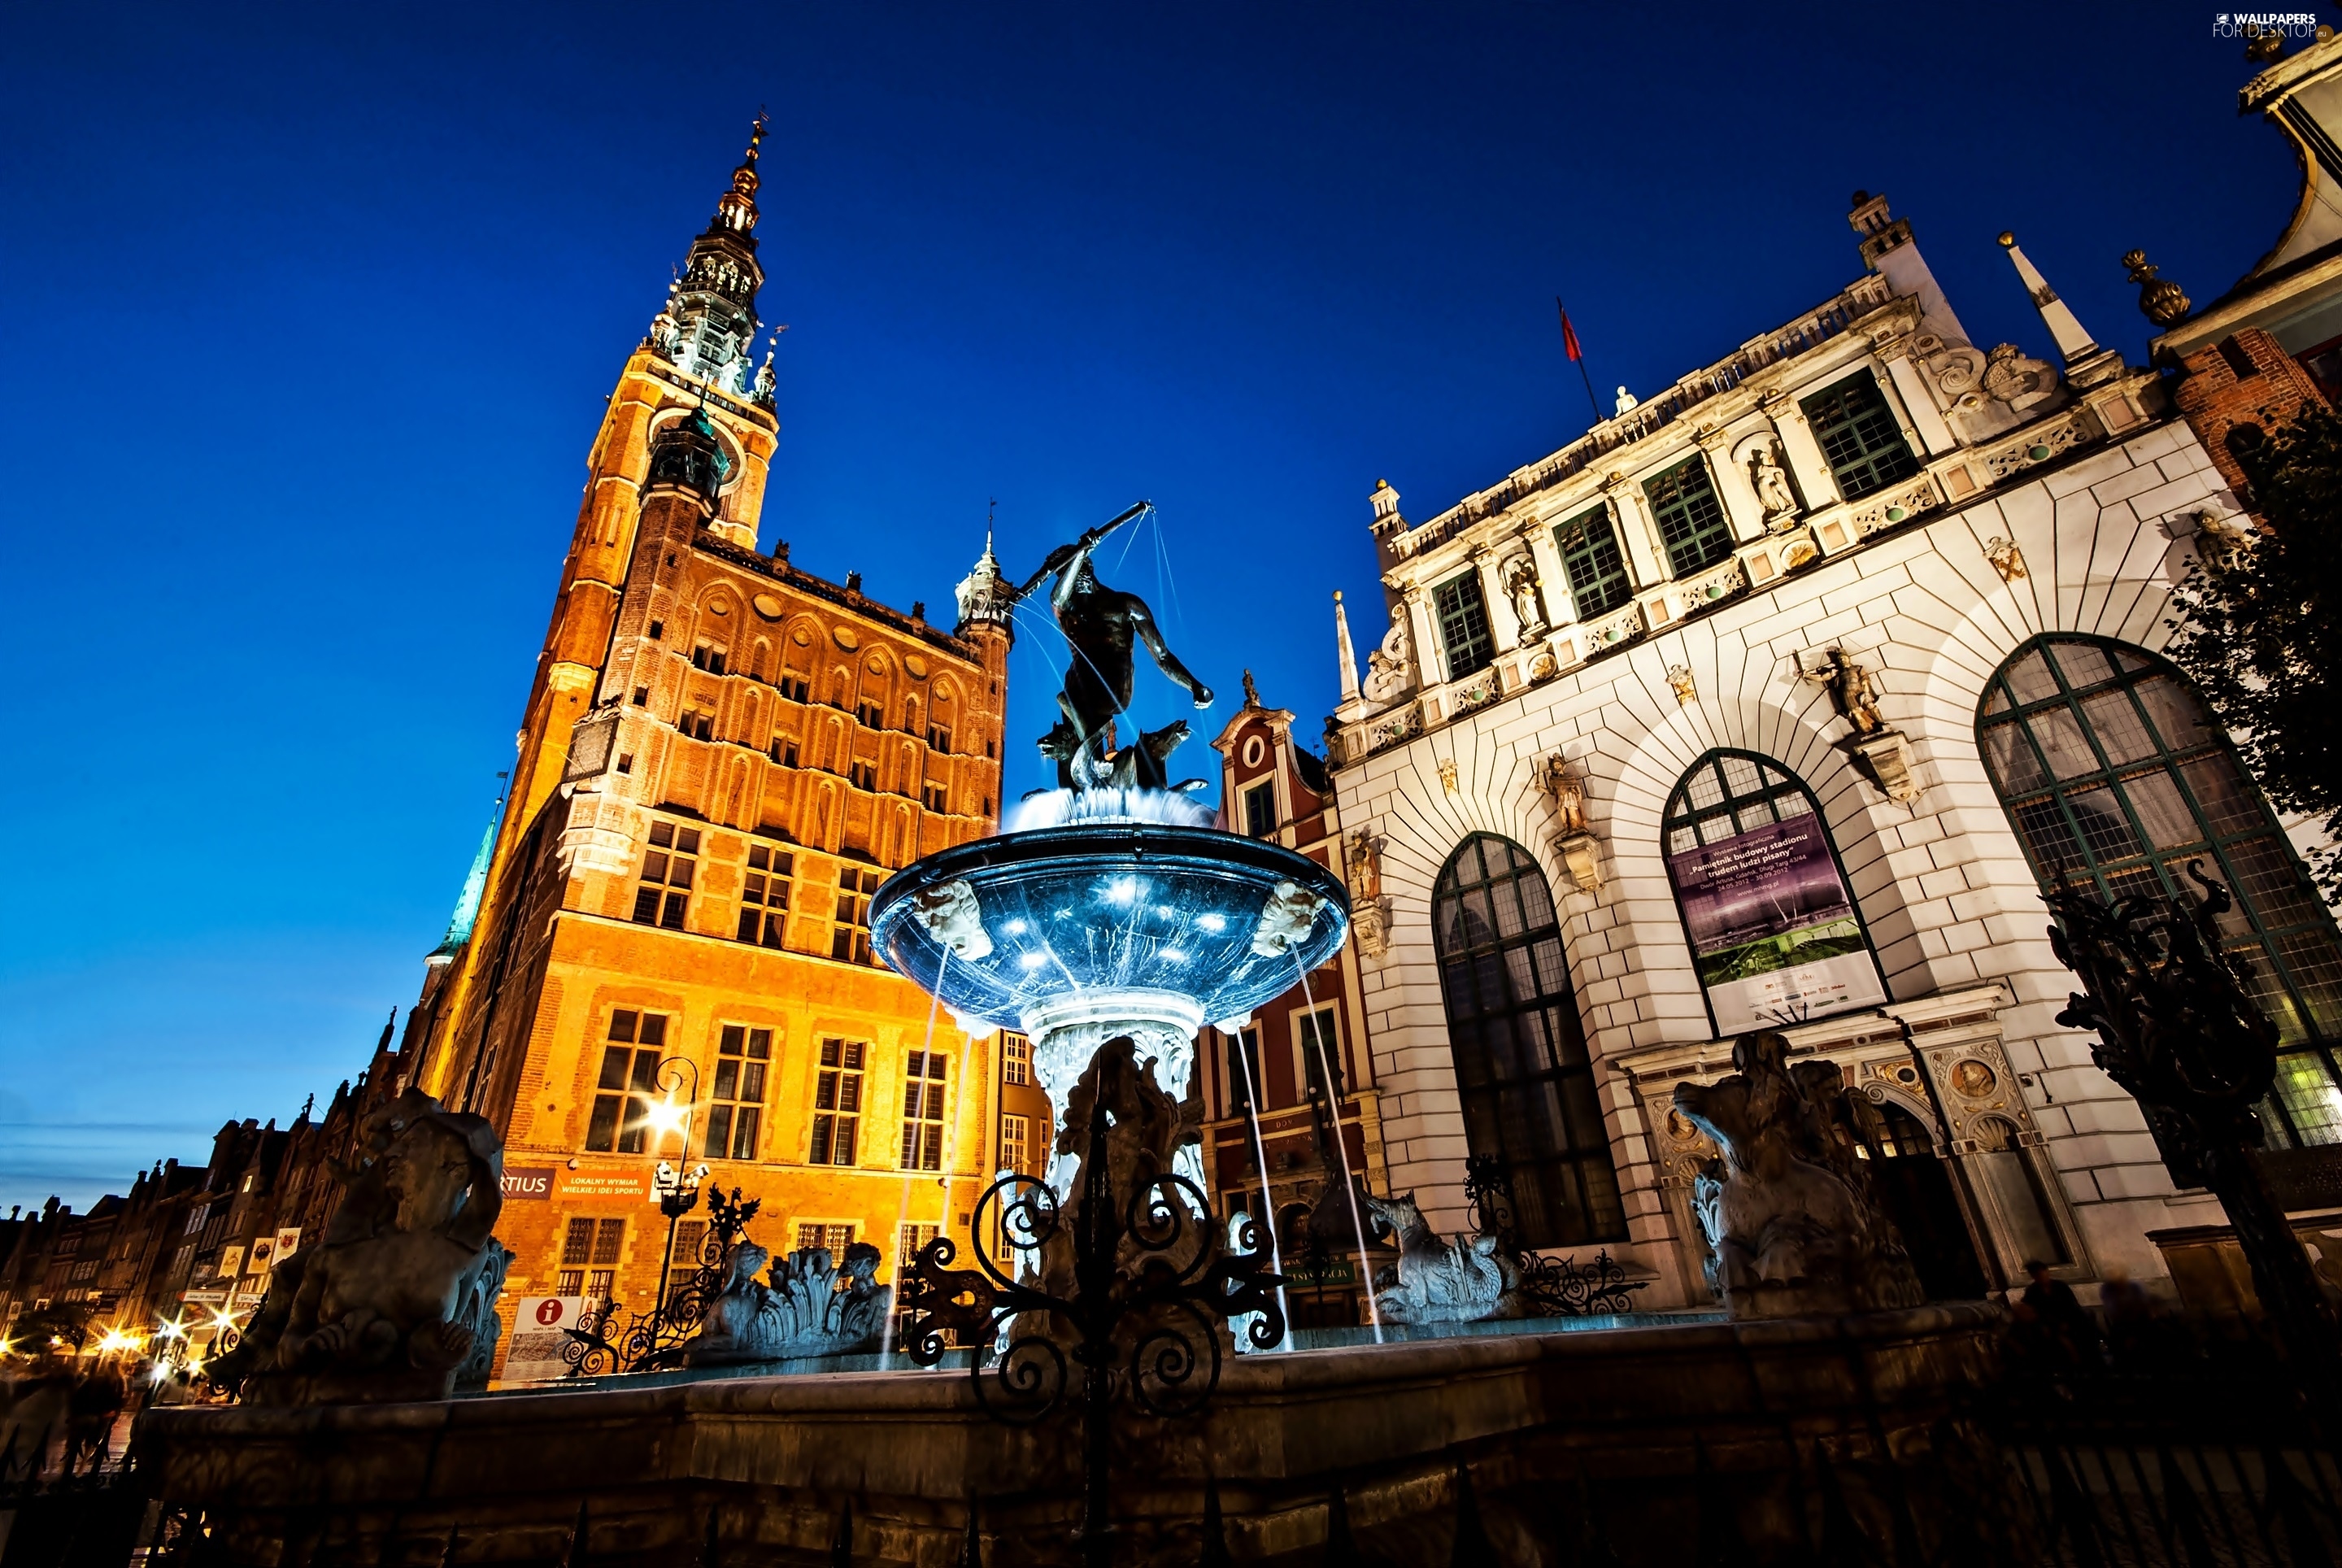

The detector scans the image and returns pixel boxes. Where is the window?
[736,845,794,947]
[834,869,883,964]
[780,673,811,703]
[1432,834,1624,1247]
[923,782,948,812]
[632,686,650,706]
[557,1217,625,1302]
[169,1244,194,1278]
[617,753,634,774]
[856,699,886,729]
[1243,782,1277,838]
[1432,570,1494,682]
[811,1039,866,1164]
[680,711,715,742]
[928,724,952,754]
[632,823,699,928]
[1554,505,1633,621]
[1661,752,1887,1033]
[849,759,878,791]
[1800,370,1919,503]
[704,1026,771,1161]
[1001,1032,1031,1087]
[770,735,799,767]
[1225,1026,1264,1113]
[1643,455,1735,578]
[1000,1112,1031,1174]
[898,1223,939,1276]
[668,1220,710,1304]
[585,1011,671,1154]
[1298,1006,1343,1101]
[691,643,729,675]
[796,1222,855,1255]
[900,1050,948,1170]
[647,619,664,641]
[1978,636,2342,1144]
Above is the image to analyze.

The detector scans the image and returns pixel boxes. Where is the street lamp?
[642,1052,708,1321]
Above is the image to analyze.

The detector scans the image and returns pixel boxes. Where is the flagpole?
[1557,298,1604,427]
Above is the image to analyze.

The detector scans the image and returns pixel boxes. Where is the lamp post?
[642,1054,707,1320]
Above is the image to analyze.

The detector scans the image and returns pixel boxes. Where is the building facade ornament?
[1360,601,1416,704]
[2124,250,2192,328]
[1665,664,1696,704]
[1499,552,1548,640]
[1749,442,1800,525]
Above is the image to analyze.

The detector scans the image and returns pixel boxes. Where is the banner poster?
[501,1296,590,1384]
[1665,811,1886,1034]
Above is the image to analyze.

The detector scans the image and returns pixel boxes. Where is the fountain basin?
[869,821,1348,1091]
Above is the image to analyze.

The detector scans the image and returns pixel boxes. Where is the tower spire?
[1334,590,1360,703]
[650,115,772,397]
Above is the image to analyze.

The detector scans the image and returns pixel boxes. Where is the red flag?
[1557,298,1583,362]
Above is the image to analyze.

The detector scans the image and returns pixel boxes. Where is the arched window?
[1432,835,1623,1247]
[1978,635,2342,1143]
[1661,751,1887,1033]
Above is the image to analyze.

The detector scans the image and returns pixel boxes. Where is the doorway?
[1852,1097,1990,1300]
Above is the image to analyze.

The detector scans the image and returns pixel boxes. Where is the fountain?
[133,504,2022,1566]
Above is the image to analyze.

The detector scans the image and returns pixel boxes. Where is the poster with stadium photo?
[1665,812,1885,1033]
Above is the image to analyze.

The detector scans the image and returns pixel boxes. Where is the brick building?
[394,121,1024,1360]
[1192,673,1389,1324]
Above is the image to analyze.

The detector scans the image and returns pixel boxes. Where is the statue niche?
[1671,1032,1924,1318]
[211,1089,512,1405]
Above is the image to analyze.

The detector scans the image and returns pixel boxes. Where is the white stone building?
[1323,194,2342,1309]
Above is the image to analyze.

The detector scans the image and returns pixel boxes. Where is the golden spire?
[715,112,768,234]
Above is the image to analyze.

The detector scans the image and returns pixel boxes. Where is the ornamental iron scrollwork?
[899,1076,1286,1567]
[559,1187,761,1376]
[1462,1154,1648,1318]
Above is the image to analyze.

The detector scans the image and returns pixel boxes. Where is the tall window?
[586,1011,671,1153]
[557,1217,624,1302]
[999,1112,1031,1174]
[1801,370,1919,502]
[856,698,886,730]
[1433,570,1495,682]
[1978,635,2342,1143]
[901,1050,948,1170]
[1226,1026,1264,1113]
[1643,456,1734,578]
[834,869,883,964]
[1001,1032,1031,1087]
[633,822,699,929]
[811,1039,866,1165]
[1661,752,1886,1033]
[736,845,794,947]
[1299,1006,1343,1100]
[1243,781,1277,838]
[704,1026,770,1161]
[1432,835,1623,1246]
[1554,505,1632,621]
[928,722,953,754]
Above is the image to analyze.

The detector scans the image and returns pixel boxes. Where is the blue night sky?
[0,1,2287,1210]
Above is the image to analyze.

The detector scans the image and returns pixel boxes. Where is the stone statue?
[1008,504,1213,790]
[1500,555,1544,638]
[1669,1032,1923,1318]
[1803,647,1886,736]
[1749,444,1798,523]
[1536,752,1589,834]
[1343,830,1383,904]
[1613,385,1640,415]
[1364,1192,1524,1324]
[676,1239,892,1365]
[211,1089,511,1404]
[1361,604,1413,703]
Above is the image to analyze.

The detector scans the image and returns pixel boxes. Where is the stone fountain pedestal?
[136,1301,2013,1566]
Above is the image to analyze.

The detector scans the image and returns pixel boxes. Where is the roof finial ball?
[2124,250,2192,328]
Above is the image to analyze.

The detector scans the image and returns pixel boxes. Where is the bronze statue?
[1009,503,1213,789]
